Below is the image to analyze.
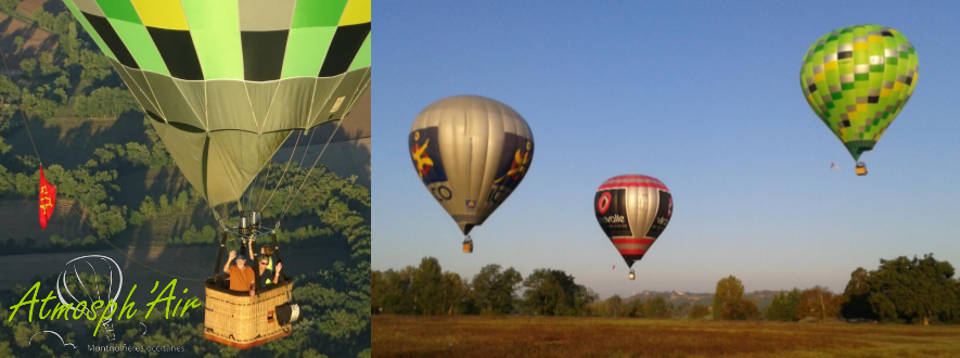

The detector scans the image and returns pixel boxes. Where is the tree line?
[372,258,596,316]
[374,254,960,325]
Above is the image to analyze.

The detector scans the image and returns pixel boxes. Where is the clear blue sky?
[371,1,960,298]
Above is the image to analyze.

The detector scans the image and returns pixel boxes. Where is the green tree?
[841,267,876,320]
[470,264,522,315]
[0,0,18,13]
[766,289,800,321]
[18,58,35,74]
[606,295,623,317]
[0,136,9,155]
[643,297,671,318]
[624,298,645,317]
[521,269,595,316]
[440,272,467,315]
[689,304,710,319]
[723,299,760,320]
[371,268,415,314]
[371,270,386,314]
[797,286,841,322]
[412,257,444,315]
[860,255,960,324]
[713,275,744,320]
[73,87,137,119]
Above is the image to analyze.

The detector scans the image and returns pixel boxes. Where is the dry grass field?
[372,315,960,358]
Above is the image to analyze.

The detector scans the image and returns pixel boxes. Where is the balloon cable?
[65,206,208,283]
[258,125,319,213]
[18,114,43,167]
[257,129,310,212]
[274,115,348,227]
[209,206,228,232]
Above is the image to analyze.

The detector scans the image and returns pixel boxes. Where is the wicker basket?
[204,280,293,349]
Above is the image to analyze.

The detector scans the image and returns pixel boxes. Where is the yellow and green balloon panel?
[62,0,371,207]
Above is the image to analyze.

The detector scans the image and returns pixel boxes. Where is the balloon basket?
[855,162,867,176]
[628,270,636,281]
[203,280,295,349]
[462,238,474,254]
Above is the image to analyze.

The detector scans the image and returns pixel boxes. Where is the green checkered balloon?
[800,25,917,162]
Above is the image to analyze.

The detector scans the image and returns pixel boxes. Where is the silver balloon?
[409,95,534,249]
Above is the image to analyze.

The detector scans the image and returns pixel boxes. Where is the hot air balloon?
[800,25,917,176]
[409,95,534,253]
[61,0,370,348]
[594,175,672,280]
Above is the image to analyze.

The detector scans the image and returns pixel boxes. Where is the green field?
[372,315,960,358]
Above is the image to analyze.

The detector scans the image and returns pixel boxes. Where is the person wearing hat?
[223,250,256,296]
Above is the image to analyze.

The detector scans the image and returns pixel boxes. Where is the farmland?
[372,315,960,358]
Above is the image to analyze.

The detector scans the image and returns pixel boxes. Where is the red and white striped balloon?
[594,175,673,279]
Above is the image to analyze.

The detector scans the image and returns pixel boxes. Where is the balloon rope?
[253,134,285,210]
[274,116,347,227]
[65,205,209,282]
[259,130,310,212]
[295,126,322,168]
[19,114,43,166]
[209,206,228,232]
[257,131,317,211]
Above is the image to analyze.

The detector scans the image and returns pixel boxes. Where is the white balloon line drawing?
[72,265,97,314]
[29,330,77,350]
[55,255,124,339]
[83,259,103,302]
[57,270,87,316]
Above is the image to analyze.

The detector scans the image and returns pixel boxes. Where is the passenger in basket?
[246,242,277,273]
[223,250,256,296]
[257,255,283,289]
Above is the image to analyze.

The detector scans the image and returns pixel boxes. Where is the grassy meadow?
[372,315,960,358]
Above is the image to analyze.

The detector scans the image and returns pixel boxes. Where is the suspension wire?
[209,205,229,231]
[256,129,305,211]
[100,236,208,283]
[258,126,319,214]
[295,125,322,168]
[253,136,282,210]
[274,116,349,227]
[62,204,210,283]
[20,112,214,282]
[19,114,43,167]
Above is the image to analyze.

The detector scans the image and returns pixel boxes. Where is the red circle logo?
[597,192,612,214]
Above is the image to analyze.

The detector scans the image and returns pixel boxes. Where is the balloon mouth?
[844,140,876,161]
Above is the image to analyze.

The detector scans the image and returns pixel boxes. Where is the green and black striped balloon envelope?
[800,25,917,165]
[62,0,371,207]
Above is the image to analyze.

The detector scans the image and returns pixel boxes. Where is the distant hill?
[626,289,782,311]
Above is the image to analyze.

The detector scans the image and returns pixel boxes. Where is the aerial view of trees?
[0,3,371,357]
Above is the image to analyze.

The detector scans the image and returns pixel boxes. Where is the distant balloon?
[800,25,917,176]
[409,95,534,252]
[594,175,672,280]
